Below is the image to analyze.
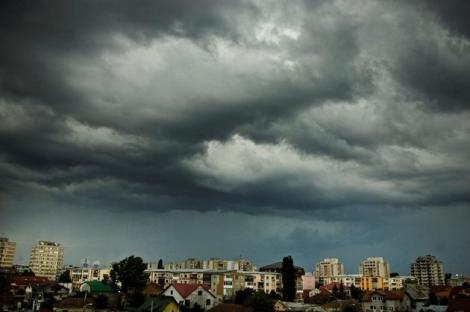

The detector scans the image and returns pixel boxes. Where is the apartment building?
[410,255,445,286]
[359,257,390,278]
[29,241,64,280]
[314,258,345,285]
[162,258,256,272]
[69,266,112,287]
[323,274,362,288]
[0,237,16,268]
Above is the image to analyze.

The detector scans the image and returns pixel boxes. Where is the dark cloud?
[1,0,469,272]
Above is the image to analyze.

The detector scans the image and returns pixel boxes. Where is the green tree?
[390,272,399,278]
[157,259,163,269]
[58,270,72,283]
[350,285,363,300]
[111,255,148,307]
[101,274,110,284]
[244,291,274,312]
[235,288,254,304]
[281,256,296,302]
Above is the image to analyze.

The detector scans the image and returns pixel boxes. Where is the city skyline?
[1,1,470,276]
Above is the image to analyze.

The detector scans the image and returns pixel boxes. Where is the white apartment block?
[323,274,363,287]
[29,241,64,280]
[410,255,445,286]
[315,258,344,285]
[69,266,112,286]
[359,257,390,278]
[146,268,281,300]
[0,237,16,268]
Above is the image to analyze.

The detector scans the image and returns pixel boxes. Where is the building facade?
[29,241,64,280]
[0,237,16,268]
[315,258,345,286]
[359,257,390,278]
[410,255,445,286]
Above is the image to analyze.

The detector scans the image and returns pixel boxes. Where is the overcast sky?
[1,0,469,275]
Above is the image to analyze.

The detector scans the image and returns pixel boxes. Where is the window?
[206,299,211,306]
[170,290,173,295]
[198,290,202,296]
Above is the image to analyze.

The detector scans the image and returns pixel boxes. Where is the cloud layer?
[1,0,469,273]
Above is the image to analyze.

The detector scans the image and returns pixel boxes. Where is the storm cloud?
[1,0,469,273]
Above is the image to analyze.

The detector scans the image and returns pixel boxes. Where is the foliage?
[58,269,72,283]
[181,303,204,312]
[235,288,255,304]
[349,285,363,300]
[269,290,281,300]
[110,255,148,294]
[157,259,164,269]
[101,274,110,284]
[305,294,331,305]
[281,256,296,302]
[95,294,109,309]
[342,304,360,312]
[244,291,274,312]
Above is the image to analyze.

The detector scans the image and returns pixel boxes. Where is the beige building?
[0,237,16,268]
[410,255,445,286]
[70,266,112,287]
[29,241,64,280]
[359,257,390,278]
[315,258,344,285]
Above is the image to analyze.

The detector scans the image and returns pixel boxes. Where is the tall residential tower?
[0,237,16,268]
[29,241,64,280]
[410,255,445,286]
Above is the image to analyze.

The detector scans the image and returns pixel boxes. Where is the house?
[136,295,180,312]
[142,282,165,297]
[79,281,119,308]
[404,284,429,312]
[322,299,359,312]
[320,282,352,298]
[361,291,411,312]
[53,297,94,312]
[163,283,216,310]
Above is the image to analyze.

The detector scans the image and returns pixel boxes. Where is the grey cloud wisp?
[1,0,469,273]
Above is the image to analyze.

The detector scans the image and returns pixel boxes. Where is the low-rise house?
[404,285,429,312]
[79,281,119,308]
[163,283,216,311]
[322,299,359,312]
[53,297,94,312]
[361,291,411,312]
[136,295,180,312]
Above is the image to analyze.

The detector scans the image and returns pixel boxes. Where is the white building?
[29,241,64,280]
[315,258,344,285]
[359,257,390,278]
[323,274,363,288]
[163,283,216,310]
[362,291,411,312]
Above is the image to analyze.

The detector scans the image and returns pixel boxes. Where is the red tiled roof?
[447,298,470,312]
[11,276,50,286]
[53,298,94,309]
[322,282,351,292]
[385,291,405,301]
[170,283,214,299]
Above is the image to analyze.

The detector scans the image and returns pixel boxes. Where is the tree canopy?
[110,255,148,294]
[58,270,72,283]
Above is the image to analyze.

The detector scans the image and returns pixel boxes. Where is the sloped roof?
[53,298,94,309]
[11,276,50,286]
[84,280,114,292]
[362,291,405,302]
[137,296,178,312]
[447,298,470,312]
[169,283,215,299]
